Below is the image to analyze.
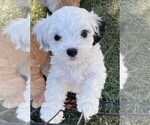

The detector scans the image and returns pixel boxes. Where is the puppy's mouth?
[66,57,82,65]
[69,57,77,61]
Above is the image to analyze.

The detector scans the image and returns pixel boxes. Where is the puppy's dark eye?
[81,30,88,38]
[54,35,61,41]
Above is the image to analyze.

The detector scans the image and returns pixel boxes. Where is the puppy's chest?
[65,64,88,85]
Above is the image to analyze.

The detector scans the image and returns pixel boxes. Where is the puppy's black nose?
[66,48,78,57]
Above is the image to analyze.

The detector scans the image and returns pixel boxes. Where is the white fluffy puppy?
[34,6,106,123]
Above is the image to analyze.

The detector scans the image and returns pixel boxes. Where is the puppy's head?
[33,7,105,64]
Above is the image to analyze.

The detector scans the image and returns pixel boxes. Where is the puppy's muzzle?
[66,48,78,57]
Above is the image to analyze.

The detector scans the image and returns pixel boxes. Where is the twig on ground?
[44,109,62,125]
[77,112,83,125]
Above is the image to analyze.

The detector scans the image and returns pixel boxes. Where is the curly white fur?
[34,7,107,123]
[3,14,30,52]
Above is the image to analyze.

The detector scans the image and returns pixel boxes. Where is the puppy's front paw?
[40,103,64,124]
[77,100,99,120]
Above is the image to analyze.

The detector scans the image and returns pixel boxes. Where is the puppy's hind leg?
[40,76,68,124]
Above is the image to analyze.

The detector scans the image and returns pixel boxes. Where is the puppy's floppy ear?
[88,11,106,45]
[33,18,50,51]
[93,19,106,45]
